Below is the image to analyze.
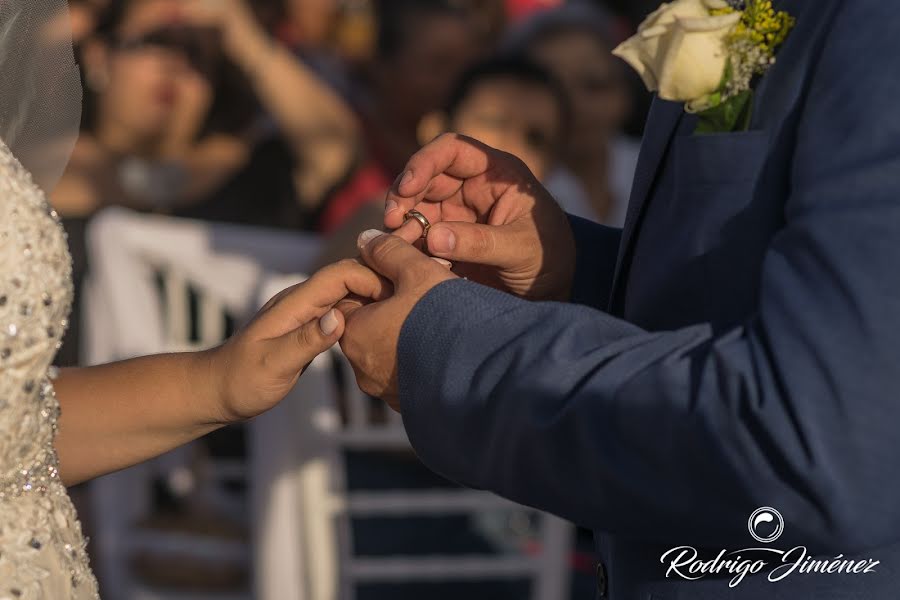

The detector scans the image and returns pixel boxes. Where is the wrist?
[194,346,236,426]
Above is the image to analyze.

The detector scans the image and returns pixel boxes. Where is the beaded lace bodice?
[0,140,98,598]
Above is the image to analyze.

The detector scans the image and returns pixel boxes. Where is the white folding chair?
[82,208,322,600]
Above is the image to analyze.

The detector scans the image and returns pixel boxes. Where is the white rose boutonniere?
[613,0,795,133]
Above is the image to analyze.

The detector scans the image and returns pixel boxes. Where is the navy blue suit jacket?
[397,1,900,597]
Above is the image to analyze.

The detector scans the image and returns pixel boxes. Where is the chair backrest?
[249,276,573,600]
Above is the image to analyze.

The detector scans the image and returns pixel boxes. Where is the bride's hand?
[209,260,389,423]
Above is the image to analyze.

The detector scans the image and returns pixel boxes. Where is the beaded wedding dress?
[0,139,99,598]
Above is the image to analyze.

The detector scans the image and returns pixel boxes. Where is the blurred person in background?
[54,0,256,220]
[54,0,360,229]
[273,0,340,49]
[52,0,363,366]
[49,0,264,369]
[506,4,639,226]
[365,0,480,175]
[254,0,375,99]
[419,56,569,183]
[449,0,508,53]
[317,0,482,235]
[505,0,566,23]
[179,0,361,223]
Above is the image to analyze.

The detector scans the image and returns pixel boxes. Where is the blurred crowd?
[51,0,658,597]
[53,0,653,366]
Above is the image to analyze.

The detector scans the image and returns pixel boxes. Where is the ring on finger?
[404,209,431,239]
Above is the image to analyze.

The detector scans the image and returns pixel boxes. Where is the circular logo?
[748,507,784,544]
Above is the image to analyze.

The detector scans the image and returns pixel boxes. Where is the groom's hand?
[384,134,576,302]
[339,231,457,409]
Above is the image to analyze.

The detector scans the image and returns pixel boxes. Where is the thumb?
[357,230,437,286]
[267,309,345,377]
[425,221,526,268]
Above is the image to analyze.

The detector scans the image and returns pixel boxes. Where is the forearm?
[399,279,900,553]
[226,18,358,145]
[225,18,359,200]
[53,350,226,486]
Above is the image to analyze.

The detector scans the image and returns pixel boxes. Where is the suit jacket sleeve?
[567,215,622,310]
[397,2,900,554]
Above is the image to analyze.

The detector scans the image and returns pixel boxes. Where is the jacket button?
[596,561,608,598]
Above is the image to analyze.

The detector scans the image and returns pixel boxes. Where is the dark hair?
[445,56,572,133]
[501,3,619,55]
[93,0,131,40]
[373,0,466,60]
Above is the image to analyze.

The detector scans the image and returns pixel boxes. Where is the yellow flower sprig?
[692,0,795,133]
[720,1,795,99]
[733,1,795,55]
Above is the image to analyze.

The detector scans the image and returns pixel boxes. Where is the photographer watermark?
[660,507,880,588]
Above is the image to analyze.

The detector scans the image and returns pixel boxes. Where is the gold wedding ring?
[404,209,431,239]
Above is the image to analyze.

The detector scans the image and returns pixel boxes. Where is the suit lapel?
[608,99,684,312]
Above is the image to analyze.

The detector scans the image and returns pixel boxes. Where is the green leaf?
[694,90,754,134]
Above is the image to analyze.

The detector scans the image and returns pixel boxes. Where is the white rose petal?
[612,35,659,90]
[639,0,709,33]
[612,0,741,105]
[656,12,742,102]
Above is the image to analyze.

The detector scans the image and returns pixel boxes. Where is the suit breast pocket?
[674,130,769,186]
[671,131,782,330]
[669,130,774,253]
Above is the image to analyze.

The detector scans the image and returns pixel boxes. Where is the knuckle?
[470,227,495,256]
[435,132,458,145]
[338,257,361,268]
[264,284,297,310]
[368,235,401,263]
[335,258,362,273]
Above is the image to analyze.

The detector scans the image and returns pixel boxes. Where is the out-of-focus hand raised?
[385,133,576,301]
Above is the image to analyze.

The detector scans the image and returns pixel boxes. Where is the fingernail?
[385,199,399,215]
[400,170,414,187]
[357,229,385,248]
[431,257,452,268]
[430,227,456,254]
[319,310,339,336]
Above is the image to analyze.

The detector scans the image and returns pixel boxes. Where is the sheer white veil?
[0,0,82,193]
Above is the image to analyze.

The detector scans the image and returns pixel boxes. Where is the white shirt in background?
[546,136,641,228]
